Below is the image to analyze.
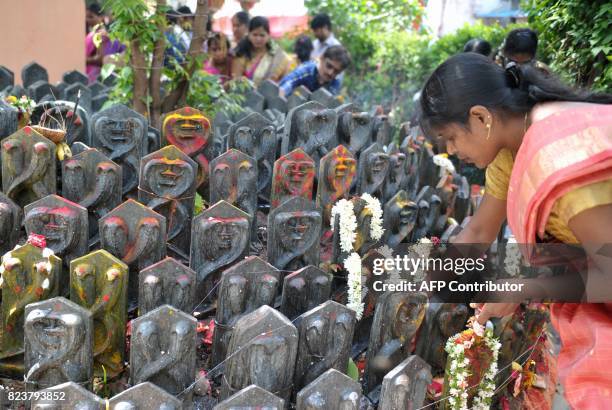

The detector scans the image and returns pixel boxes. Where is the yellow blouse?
[485,148,612,243]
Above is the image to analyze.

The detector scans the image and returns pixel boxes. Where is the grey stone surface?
[281,101,338,168]
[109,382,182,409]
[366,292,427,391]
[378,356,432,410]
[214,385,285,410]
[139,145,197,257]
[24,297,93,389]
[267,197,321,271]
[31,381,105,409]
[280,266,331,321]
[356,142,389,196]
[209,148,257,219]
[22,62,49,88]
[189,200,251,300]
[221,306,298,402]
[91,104,148,196]
[0,192,22,255]
[130,305,196,395]
[335,103,373,155]
[296,369,361,410]
[294,301,356,390]
[227,112,276,200]
[211,256,281,367]
[139,257,196,315]
[382,190,418,248]
[62,148,122,241]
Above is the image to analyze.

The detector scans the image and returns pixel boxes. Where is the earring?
[486,122,492,140]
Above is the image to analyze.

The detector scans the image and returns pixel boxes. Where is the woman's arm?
[568,203,612,302]
[452,192,507,245]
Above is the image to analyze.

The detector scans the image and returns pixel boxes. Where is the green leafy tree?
[524,0,611,90]
[304,0,424,75]
[101,0,244,127]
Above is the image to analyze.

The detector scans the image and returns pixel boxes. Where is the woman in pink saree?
[419,53,612,409]
[231,16,293,87]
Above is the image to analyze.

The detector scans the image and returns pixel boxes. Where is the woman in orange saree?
[419,53,612,409]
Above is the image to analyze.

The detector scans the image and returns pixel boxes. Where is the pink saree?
[507,104,612,410]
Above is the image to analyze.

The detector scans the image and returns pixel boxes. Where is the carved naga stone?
[99,199,166,296]
[378,356,432,410]
[335,103,374,155]
[91,104,148,197]
[316,145,357,225]
[221,306,298,402]
[1,127,56,207]
[0,192,22,255]
[215,385,285,410]
[383,143,407,203]
[382,190,418,248]
[209,148,258,219]
[70,249,128,377]
[62,148,122,241]
[415,303,469,374]
[281,101,338,168]
[366,292,428,392]
[130,305,196,395]
[211,256,281,367]
[267,197,321,271]
[139,145,198,258]
[24,297,93,390]
[356,142,390,197]
[280,266,332,321]
[296,369,362,410]
[24,194,89,269]
[31,381,106,409]
[270,148,316,209]
[190,200,251,300]
[161,106,212,197]
[138,257,196,315]
[294,301,356,391]
[227,112,277,200]
[0,243,62,360]
[108,382,183,410]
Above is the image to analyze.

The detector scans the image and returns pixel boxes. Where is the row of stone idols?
[2,241,439,410]
[0,63,113,114]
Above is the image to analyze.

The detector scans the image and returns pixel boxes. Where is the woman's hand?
[470,302,520,324]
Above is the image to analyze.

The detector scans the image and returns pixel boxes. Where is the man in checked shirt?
[279,45,351,98]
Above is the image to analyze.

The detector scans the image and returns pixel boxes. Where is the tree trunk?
[131,39,148,116]
[161,0,209,114]
[150,0,168,129]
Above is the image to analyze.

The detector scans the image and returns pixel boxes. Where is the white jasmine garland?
[331,199,358,253]
[361,193,384,241]
[504,236,522,277]
[433,154,456,177]
[445,327,501,410]
[345,252,364,320]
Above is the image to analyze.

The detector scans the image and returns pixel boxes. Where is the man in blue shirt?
[279,45,351,97]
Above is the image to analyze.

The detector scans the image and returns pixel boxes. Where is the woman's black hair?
[463,39,492,57]
[419,53,612,136]
[294,35,313,64]
[503,28,538,58]
[87,2,103,16]
[207,32,231,51]
[234,16,272,59]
